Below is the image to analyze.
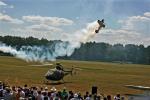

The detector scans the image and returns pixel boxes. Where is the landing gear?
[95,30,99,33]
[43,80,49,84]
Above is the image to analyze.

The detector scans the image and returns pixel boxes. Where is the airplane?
[125,85,150,100]
[95,19,105,33]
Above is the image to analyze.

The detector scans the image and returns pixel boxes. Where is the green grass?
[0,56,150,96]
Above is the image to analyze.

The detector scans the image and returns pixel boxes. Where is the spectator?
[97,95,101,100]
[44,87,49,94]
[61,88,68,100]
[12,86,17,100]
[0,81,126,100]
[20,88,25,98]
[107,95,111,100]
[70,93,78,100]
[23,84,30,98]
[121,96,125,100]
[50,87,57,99]
[29,91,36,100]
[53,93,61,100]
[103,97,107,100]
[33,87,38,99]
[0,82,3,99]
[0,90,3,99]
[43,92,50,100]
[4,87,13,100]
[114,94,121,100]
[37,91,44,100]
[85,94,92,100]
[78,93,83,100]
[0,81,3,91]
[93,93,98,100]
[16,88,21,100]
[84,91,89,99]
[68,91,74,100]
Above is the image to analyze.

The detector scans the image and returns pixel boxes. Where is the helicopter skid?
[44,80,64,85]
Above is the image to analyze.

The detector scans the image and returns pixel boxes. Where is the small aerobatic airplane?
[95,19,105,33]
[125,85,150,100]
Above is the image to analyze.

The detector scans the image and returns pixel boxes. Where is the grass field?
[0,56,150,96]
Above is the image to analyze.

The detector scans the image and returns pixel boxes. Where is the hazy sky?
[0,0,150,46]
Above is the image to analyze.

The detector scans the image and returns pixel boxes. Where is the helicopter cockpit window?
[45,70,53,76]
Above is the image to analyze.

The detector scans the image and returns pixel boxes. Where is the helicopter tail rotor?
[71,66,83,75]
[71,67,74,76]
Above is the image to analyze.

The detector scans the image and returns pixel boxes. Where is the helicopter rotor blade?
[42,63,53,66]
[72,66,104,71]
[29,63,53,67]
[72,67,83,71]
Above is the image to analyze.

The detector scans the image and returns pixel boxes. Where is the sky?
[0,0,150,46]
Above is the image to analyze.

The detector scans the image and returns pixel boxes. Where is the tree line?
[0,36,150,64]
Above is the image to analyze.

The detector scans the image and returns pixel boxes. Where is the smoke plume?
[0,21,100,62]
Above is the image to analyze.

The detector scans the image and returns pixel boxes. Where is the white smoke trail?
[75,21,99,43]
[0,21,100,62]
[0,43,28,60]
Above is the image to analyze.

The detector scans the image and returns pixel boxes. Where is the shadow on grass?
[44,81,73,85]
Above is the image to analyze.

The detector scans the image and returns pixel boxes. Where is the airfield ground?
[0,56,150,96]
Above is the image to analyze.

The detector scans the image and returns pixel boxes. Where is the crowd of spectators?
[0,81,125,100]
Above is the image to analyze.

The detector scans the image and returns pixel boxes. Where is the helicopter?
[95,19,105,33]
[29,62,82,83]
[44,63,83,83]
[29,62,105,84]
[44,66,74,82]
